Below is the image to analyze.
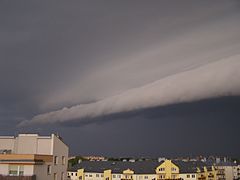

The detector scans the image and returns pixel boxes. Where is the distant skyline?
[0,0,240,157]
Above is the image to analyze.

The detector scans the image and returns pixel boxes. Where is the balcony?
[197,177,206,180]
[0,154,53,165]
[217,172,225,175]
[0,175,36,180]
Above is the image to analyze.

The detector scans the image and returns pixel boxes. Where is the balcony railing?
[0,175,36,180]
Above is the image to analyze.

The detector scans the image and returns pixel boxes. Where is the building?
[67,159,218,180]
[68,161,159,180]
[0,134,69,180]
[215,162,239,180]
[235,165,240,180]
[197,166,218,180]
[82,156,106,162]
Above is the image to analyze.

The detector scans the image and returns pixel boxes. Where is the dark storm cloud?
[16,96,240,157]
[20,57,240,126]
[0,0,240,156]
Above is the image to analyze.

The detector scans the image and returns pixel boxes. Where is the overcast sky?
[0,0,240,157]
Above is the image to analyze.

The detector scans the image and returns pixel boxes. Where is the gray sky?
[0,0,240,157]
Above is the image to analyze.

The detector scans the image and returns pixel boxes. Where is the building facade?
[67,160,220,180]
[0,134,69,180]
[215,162,239,180]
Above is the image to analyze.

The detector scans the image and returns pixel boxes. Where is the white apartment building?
[215,162,239,180]
[0,134,69,180]
[233,165,240,180]
[179,173,197,180]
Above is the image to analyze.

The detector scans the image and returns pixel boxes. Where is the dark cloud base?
[14,95,240,157]
[57,95,240,127]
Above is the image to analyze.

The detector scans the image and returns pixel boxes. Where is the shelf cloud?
[19,54,240,127]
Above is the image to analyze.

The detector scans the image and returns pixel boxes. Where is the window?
[54,173,57,180]
[89,174,92,177]
[54,156,58,165]
[85,174,88,177]
[144,176,148,179]
[47,165,52,175]
[9,165,18,175]
[159,168,165,171]
[9,165,24,176]
[101,174,104,177]
[96,174,99,177]
[192,174,195,178]
[62,156,66,165]
[118,175,121,178]
[171,167,176,171]
[187,174,190,178]
[159,175,165,179]
[79,176,82,180]
[171,175,176,179]
[113,175,116,178]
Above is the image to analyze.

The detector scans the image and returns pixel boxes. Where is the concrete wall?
[34,164,52,180]
[0,164,8,175]
[0,137,15,151]
[51,134,69,180]
[36,138,52,155]
[16,135,38,154]
[0,134,54,155]
[23,165,34,176]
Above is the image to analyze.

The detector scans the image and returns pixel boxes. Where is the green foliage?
[107,157,121,161]
[68,156,87,167]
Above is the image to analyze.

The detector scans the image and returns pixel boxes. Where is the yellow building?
[68,161,159,180]
[67,159,221,180]
[197,166,219,180]
[156,160,180,179]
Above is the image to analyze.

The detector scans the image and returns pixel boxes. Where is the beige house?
[0,134,69,180]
